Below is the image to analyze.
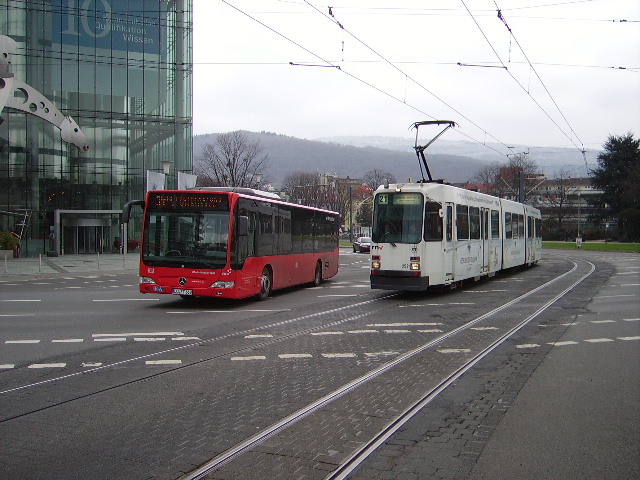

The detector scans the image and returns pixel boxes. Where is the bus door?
[444,203,455,282]
[481,208,490,273]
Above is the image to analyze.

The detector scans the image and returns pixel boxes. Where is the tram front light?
[371,260,381,269]
[211,280,235,289]
[410,262,420,271]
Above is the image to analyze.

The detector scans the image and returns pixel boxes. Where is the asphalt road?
[0,249,638,479]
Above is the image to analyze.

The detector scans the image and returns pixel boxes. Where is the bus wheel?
[312,261,323,287]
[258,267,272,301]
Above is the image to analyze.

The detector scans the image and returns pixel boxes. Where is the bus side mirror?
[121,200,144,223]
[237,216,249,236]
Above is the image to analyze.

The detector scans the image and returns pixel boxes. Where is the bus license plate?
[172,288,192,296]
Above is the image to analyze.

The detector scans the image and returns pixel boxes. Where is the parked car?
[353,236,371,253]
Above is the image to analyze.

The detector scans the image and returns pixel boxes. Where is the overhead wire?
[459,0,588,162]
[494,1,586,150]
[220,0,510,157]
[302,1,518,157]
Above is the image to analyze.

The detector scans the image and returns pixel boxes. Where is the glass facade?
[0,0,192,255]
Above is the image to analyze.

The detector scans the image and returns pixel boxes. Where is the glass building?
[0,0,192,255]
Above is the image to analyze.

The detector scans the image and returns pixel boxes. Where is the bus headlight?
[140,276,156,284]
[410,262,420,271]
[211,281,235,289]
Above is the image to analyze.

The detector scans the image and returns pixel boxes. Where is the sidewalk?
[0,252,139,277]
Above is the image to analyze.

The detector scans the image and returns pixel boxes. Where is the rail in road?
[0,250,637,479]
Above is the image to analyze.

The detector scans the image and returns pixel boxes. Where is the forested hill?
[193,131,488,187]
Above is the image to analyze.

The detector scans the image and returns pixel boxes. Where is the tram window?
[456,205,469,240]
[491,210,500,238]
[469,207,480,240]
[424,202,443,241]
[517,214,524,238]
[505,212,512,239]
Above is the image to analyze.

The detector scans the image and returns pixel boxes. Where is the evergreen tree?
[590,133,640,240]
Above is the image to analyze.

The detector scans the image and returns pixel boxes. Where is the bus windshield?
[142,210,230,269]
[372,192,424,244]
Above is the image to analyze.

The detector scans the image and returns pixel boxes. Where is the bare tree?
[472,154,539,202]
[471,161,503,197]
[194,131,269,187]
[541,167,579,231]
[362,169,396,190]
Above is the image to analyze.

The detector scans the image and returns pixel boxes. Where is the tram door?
[444,203,455,282]
[481,208,490,273]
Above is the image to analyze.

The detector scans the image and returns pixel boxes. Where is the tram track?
[181,258,595,480]
[0,256,596,480]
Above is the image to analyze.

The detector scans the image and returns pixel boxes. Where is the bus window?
[456,204,469,240]
[424,202,443,241]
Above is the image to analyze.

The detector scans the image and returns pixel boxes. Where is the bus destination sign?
[149,192,229,211]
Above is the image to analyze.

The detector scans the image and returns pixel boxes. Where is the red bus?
[123,188,340,300]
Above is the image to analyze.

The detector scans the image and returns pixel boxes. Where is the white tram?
[369,182,542,291]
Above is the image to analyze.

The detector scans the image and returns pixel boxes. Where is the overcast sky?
[193,0,639,158]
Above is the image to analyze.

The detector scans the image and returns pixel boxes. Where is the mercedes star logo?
[178,277,187,286]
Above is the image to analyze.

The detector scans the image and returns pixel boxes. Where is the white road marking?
[82,362,103,367]
[322,353,357,358]
[28,363,66,368]
[417,329,444,333]
[364,351,399,357]
[599,294,636,298]
[278,354,313,359]
[1,299,41,302]
[383,329,411,333]
[311,331,344,335]
[623,318,640,322]
[471,326,498,330]
[145,360,182,365]
[0,364,15,369]
[92,332,184,337]
[348,330,379,334]
[368,322,443,326]
[0,314,35,317]
[93,298,159,302]
[591,320,616,324]
[584,338,614,343]
[548,341,579,346]
[438,349,471,354]
[52,339,84,343]
[5,340,40,344]
[516,344,540,349]
[230,356,266,361]
[134,337,165,342]
[618,336,640,341]
[245,334,273,338]
[94,337,126,342]
[420,302,475,306]
[172,337,201,341]
[318,294,359,297]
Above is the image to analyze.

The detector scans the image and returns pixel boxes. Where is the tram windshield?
[372,192,424,244]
